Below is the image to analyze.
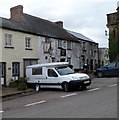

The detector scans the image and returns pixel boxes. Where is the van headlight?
[79,76,89,80]
[71,77,78,80]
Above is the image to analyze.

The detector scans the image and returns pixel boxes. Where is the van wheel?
[62,83,70,92]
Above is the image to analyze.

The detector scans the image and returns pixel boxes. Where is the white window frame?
[25,37,31,48]
[4,33,13,47]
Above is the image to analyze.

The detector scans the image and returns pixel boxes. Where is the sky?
[0,0,118,47]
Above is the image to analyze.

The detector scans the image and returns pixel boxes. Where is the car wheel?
[62,82,70,92]
[97,72,103,77]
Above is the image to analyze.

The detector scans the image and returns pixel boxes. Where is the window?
[25,37,31,48]
[48,69,58,77]
[32,67,42,75]
[4,34,12,47]
[45,37,50,43]
[67,57,71,64]
[116,62,119,67]
[58,40,62,48]
[67,41,72,50]
[60,49,66,56]
[106,62,116,68]
[12,62,20,76]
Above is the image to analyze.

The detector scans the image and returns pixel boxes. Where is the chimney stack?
[10,5,23,21]
[54,21,63,28]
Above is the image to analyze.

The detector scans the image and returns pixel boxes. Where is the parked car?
[26,62,91,92]
[94,62,119,77]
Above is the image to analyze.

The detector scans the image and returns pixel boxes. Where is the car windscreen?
[55,66,74,75]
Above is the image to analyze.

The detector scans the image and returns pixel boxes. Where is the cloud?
[0,0,118,47]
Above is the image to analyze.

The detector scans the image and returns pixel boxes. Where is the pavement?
[1,87,35,101]
[0,73,95,101]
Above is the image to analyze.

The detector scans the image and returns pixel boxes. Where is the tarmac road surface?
[2,77,117,118]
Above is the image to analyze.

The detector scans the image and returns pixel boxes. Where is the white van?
[26,62,91,92]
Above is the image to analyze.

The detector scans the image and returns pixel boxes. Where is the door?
[0,62,6,86]
[12,62,20,81]
[46,68,59,84]
[23,59,38,77]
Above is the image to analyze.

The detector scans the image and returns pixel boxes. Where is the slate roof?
[67,30,98,44]
[0,13,78,41]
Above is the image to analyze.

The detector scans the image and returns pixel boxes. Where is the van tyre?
[62,82,70,92]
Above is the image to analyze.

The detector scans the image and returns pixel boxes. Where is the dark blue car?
[94,62,119,77]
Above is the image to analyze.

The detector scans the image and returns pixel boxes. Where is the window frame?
[25,37,32,49]
[12,62,20,77]
[32,67,42,75]
[4,33,13,48]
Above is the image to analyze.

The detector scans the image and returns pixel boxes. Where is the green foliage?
[9,79,18,87]
[109,31,119,62]
[17,77,27,91]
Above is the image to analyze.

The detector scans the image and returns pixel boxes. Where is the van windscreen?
[55,66,74,75]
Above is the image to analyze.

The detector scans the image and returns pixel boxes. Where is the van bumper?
[69,79,91,87]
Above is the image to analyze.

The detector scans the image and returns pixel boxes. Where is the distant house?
[67,30,98,70]
[0,5,99,86]
[98,48,109,67]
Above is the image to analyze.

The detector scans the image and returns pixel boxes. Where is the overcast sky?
[0,0,118,47]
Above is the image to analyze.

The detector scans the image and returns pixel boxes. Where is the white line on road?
[87,88,100,92]
[61,93,77,98]
[108,84,117,87]
[25,100,46,107]
[0,111,4,113]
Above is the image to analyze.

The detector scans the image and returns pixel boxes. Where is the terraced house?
[0,5,98,86]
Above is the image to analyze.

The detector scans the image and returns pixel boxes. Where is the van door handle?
[46,77,47,79]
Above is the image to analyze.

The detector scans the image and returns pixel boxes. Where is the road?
[2,77,118,118]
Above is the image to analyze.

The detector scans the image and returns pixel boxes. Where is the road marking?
[87,88,100,92]
[61,93,77,98]
[0,111,4,113]
[108,84,117,87]
[25,100,46,107]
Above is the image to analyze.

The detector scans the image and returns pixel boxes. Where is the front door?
[23,59,38,77]
[0,62,6,86]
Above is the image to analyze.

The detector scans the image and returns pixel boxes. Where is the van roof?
[26,62,69,68]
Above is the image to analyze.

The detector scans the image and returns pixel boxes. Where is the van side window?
[48,69,58,77]
[32,67,42,75]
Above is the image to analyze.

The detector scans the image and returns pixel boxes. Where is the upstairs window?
[58,40,62,48]
[45,37,50,43]
[25,37,31,48]
[4,34,13,47]
[67,41,72,50]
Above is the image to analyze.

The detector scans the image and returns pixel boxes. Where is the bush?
[17,77,27,91]
[9,79,18,87]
